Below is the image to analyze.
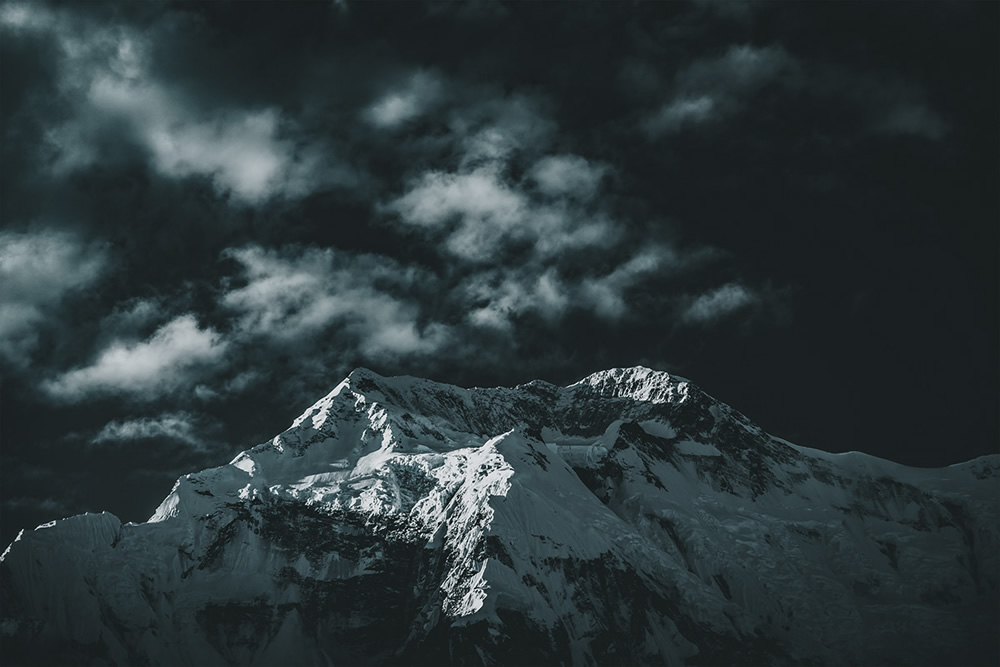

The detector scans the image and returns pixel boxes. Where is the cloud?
[0,2,54,31]
[643,96,717,135]
[677,44,795,95]
[528,155,609,200]
[878,103,949,141]
[221,245,450,357]
[388,167,524,229]
[448,93,556,168]
[579,246,692,319]
[385,166,527,262]
[641,41,950,143]
[56,72,341,203]
[96,297,167,338]
[91,412,207,449]
[690,0,757,20]
[799,64,951,142]
[465,269,570,330]
[683,283,757,324]
[365,70,443,129]
[0,229,108,367]
[643,44,797,136]
[382,93,720,334]
[640,42,950,144]
[2,496,72,517]
[385,156,618,263]
[43,315,228,402]
[464,242,710,331]
[5,2,353,203]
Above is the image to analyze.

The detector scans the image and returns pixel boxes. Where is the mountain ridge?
[3,367,997,665]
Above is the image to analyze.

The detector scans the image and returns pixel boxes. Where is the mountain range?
[2,367,997,665]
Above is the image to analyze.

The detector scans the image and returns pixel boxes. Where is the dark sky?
[1,0,997,546]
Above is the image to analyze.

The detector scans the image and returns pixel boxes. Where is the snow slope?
[2,367,997,665]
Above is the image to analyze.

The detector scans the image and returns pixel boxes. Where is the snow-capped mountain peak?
[2,368,997,666]
[570,365,692,404]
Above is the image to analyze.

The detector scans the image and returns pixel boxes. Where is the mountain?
[2,367,997,666]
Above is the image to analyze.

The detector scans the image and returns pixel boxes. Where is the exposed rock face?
[2,367,997,665]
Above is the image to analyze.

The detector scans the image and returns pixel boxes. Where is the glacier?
[2,366,997,665]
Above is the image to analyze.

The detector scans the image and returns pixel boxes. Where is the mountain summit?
[2,367,997,665]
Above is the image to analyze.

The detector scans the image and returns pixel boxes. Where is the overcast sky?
[1,0,997,545]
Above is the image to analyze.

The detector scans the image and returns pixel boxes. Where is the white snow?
[639,419,678,439]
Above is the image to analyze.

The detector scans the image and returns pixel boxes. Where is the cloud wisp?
[643,44,798,136]
[221,245,450,358]
[0,229,108,368]
[364,70,444,129]
[527,154,609,200]
[91,412,209,450]
[43,315,227,402]
[640,40,948,142]
[683,283,757,324]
